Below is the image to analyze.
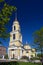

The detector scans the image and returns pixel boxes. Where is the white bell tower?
[8,10,23,59]
[9,11,22,46]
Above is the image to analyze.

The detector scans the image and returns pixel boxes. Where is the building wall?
[31,49,36,57]
[8,48,21,59]
[22,45,36,58]
[0,46,6,56]
[9,41,22,46]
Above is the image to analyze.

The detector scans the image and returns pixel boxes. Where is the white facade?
[8,17,36,60]
[8,19,23,59]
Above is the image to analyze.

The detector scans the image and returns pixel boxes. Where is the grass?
[19,62,41,65]
[0,61,41,65]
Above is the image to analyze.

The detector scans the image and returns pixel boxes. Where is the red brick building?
[0,45,6,58]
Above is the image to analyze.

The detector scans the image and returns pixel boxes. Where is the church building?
[8,13,36,60]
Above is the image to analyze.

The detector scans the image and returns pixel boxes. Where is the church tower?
[8,11,36,60]
[8,12,23,59]
[9,14,22,46]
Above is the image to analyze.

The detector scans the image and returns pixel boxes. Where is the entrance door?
[13,54,15,59]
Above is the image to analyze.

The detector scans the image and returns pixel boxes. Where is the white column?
[29,55,31,59]
[18,56,20,60]
[8,48,9,59]
[20,49,22,58]
[8,48,11,59]
[2,55,4,59]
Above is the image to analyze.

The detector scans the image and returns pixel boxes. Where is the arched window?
[13,34,15,39]
[14,26,16,30]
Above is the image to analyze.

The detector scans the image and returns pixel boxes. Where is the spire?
[15,9,17,21]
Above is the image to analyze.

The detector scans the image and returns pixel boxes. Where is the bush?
[30,57,40,60]
[0,62,41,65]
[4,54,8,59]
[21,56,29,60]
[0,55,2,59]
[0,61,19,65]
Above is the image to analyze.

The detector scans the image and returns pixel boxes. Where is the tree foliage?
[37,53,43,58]
[33,27,43,58]
[0,0,4,2]
[0,0,17,42]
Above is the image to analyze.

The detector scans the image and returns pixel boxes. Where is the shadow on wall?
[0,61,19,65]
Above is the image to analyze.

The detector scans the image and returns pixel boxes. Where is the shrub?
[0,55,2,59]
[21,56,29,60]
[4,54,8,59]
[30,57,40,60]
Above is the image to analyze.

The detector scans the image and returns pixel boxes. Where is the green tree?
[0,0,17,43]
[37,53,43,59]
[33,27,43,64]
[0,0,4,2]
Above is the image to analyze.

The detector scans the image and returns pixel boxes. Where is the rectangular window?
[13,34,15,39]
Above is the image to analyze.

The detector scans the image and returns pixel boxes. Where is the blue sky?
[0,0,43,50]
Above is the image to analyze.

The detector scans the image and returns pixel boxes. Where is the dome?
[13,20,19,24]
[24,45,31,49]
[24,42,31,49]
